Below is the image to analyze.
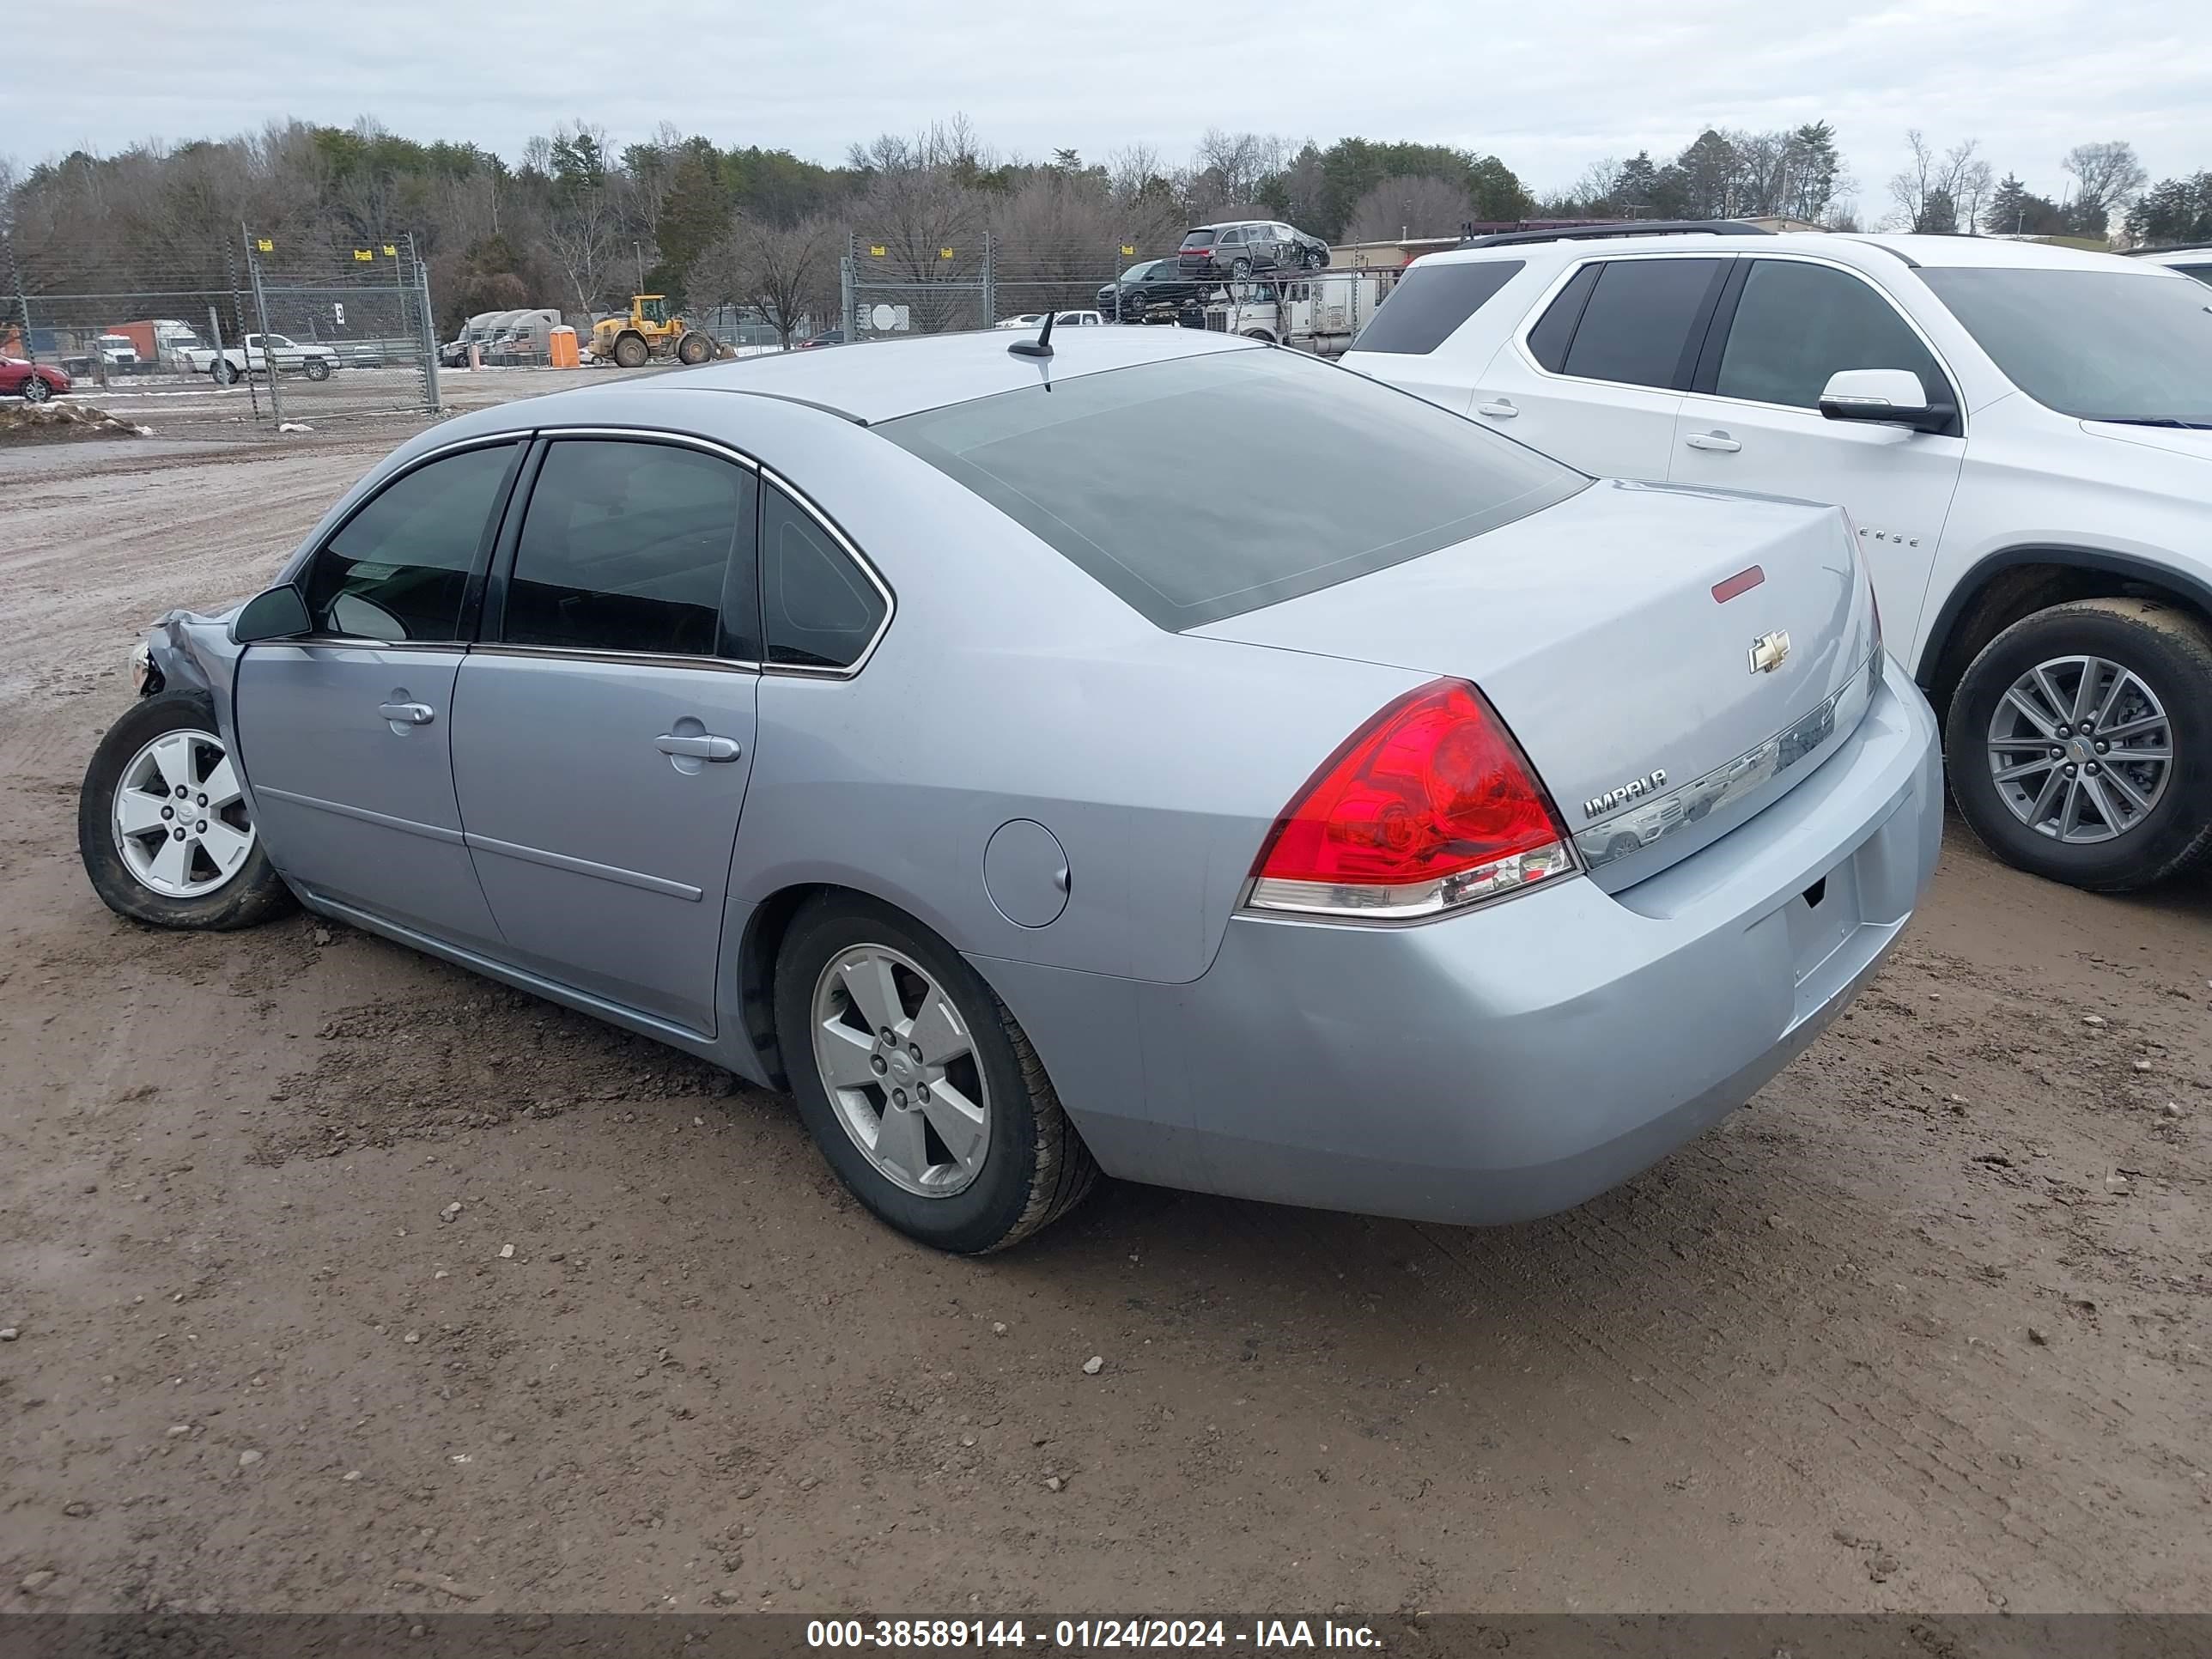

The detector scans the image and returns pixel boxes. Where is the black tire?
[1303,245,1328,270]
[211,359,240,386]
[1231,256,1253,280]
[1945,597,2212,891]
[613,333,649,369]
[675,331,711,366]
[301,358,331,381]
[773,893,1097,1254]
[21,374,52,404]
[78,690,298,932]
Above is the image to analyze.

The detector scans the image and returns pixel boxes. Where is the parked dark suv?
[1096,258,1204,321]
[1176,221,1330,280]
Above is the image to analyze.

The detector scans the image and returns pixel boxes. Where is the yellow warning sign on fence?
[382,244,398,257]
[868,245,885,257]
[939,247,954,259]
[255,238,273,252]
[1121,244,1135,256]
[353,249,373,262]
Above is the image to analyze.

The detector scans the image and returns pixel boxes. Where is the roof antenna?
[1007,307,1056,359]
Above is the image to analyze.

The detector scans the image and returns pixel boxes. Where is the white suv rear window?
[1353,260,1524,355]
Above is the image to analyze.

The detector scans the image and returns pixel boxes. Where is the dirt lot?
[2,422,2209,1618]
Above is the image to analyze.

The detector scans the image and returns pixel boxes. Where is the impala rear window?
[879,347,1585,629]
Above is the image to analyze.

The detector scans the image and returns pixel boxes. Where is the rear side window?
[1525,264,1599,372]
[1715,259,1949,411]
[303,442,514,642]
[879,347,1585,631]
[2176,264,2212,287]
[1353,259,1525,355]
[761,483,887,669]
[1184,230,1215,246]
[503,439,755,658]
[1550,258,1725,389]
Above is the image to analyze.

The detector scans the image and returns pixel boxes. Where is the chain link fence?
[841,234,1142,338]
[3,233,441,434]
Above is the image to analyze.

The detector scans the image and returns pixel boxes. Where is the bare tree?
[1888,131,1983,233]
[694,215,836,348]
[2063,140,2148,234]
[1343,174,1477,244]
[1188,129,1285,218]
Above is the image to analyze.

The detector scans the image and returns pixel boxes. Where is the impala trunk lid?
[1194,480,1881,891]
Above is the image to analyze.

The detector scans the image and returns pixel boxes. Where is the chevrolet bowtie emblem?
[1748,630,1791,675]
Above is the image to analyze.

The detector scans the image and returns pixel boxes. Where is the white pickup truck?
[183,332,340,384]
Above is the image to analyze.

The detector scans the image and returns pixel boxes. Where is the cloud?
[13,0,2209,208]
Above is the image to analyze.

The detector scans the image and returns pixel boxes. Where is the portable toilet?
[548,325,580,368]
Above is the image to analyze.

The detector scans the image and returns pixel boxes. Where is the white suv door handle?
[1474,398,1518,418]
[1684,430,1742,453]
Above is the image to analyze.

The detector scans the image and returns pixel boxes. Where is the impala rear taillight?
[1247,679,1576,920]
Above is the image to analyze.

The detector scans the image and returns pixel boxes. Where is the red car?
[0,357,71,404]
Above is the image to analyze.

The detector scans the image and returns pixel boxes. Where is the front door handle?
[656,732,742,763]
[378,701,435,726]
[1684,431,1742,453]
[1474,398,1518,418]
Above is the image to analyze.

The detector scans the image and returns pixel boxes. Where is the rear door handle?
[1474,398,1518,417]
[1684,431,1742,453]
[656,732,743,763]
[378,702,435,726]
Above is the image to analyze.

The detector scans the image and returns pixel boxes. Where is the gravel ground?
[2,421,2208,1617]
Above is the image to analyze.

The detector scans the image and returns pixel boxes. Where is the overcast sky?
[15,0,2210,214]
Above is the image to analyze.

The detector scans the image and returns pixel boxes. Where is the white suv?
[2133,246,2212,286]
[1343,227,2212,891]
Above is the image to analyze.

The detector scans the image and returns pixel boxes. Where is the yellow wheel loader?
[590,295,715,368]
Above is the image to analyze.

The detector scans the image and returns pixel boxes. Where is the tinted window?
[761,483,886,669]
[1185,230,1215,246]
[2175,264,2212,287]
[504,440,754,658]
[1716,260,1948,410]
[1526,264,1599,373]
[1918,267,2212,424]
[1353,259,1525,354]
[881,348,1585,630]
[1221,228,1245,246]
[304,443,514,641]
[1558,258,1723,389]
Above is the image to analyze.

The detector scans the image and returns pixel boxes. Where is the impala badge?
[1748,630,1791,675]
[1583,769,1668,820]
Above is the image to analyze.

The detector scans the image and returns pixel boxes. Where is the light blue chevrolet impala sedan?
[79,324,1942,1252]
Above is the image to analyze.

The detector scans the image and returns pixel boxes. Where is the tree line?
[4,115,2204,348]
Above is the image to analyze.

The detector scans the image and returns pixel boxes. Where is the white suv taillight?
[1246,678,1577,920]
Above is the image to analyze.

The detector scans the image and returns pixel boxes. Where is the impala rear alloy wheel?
[811,942,993,1199]
[775,893,1097,1252]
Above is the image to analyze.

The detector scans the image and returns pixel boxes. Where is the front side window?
[503,439,755,658]
[1353,259,1525,355]
[1715,260,1948,411]
[881,347,1585,630]
[1553,258,1726,390]
[1917,266,2212,425]
[760,483,886,669]
[302,442,515,641]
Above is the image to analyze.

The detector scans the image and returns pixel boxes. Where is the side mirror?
[231,584,311,644]
[1818,368,1954,434]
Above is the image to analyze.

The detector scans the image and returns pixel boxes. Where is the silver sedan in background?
[79,327,1942,1252]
